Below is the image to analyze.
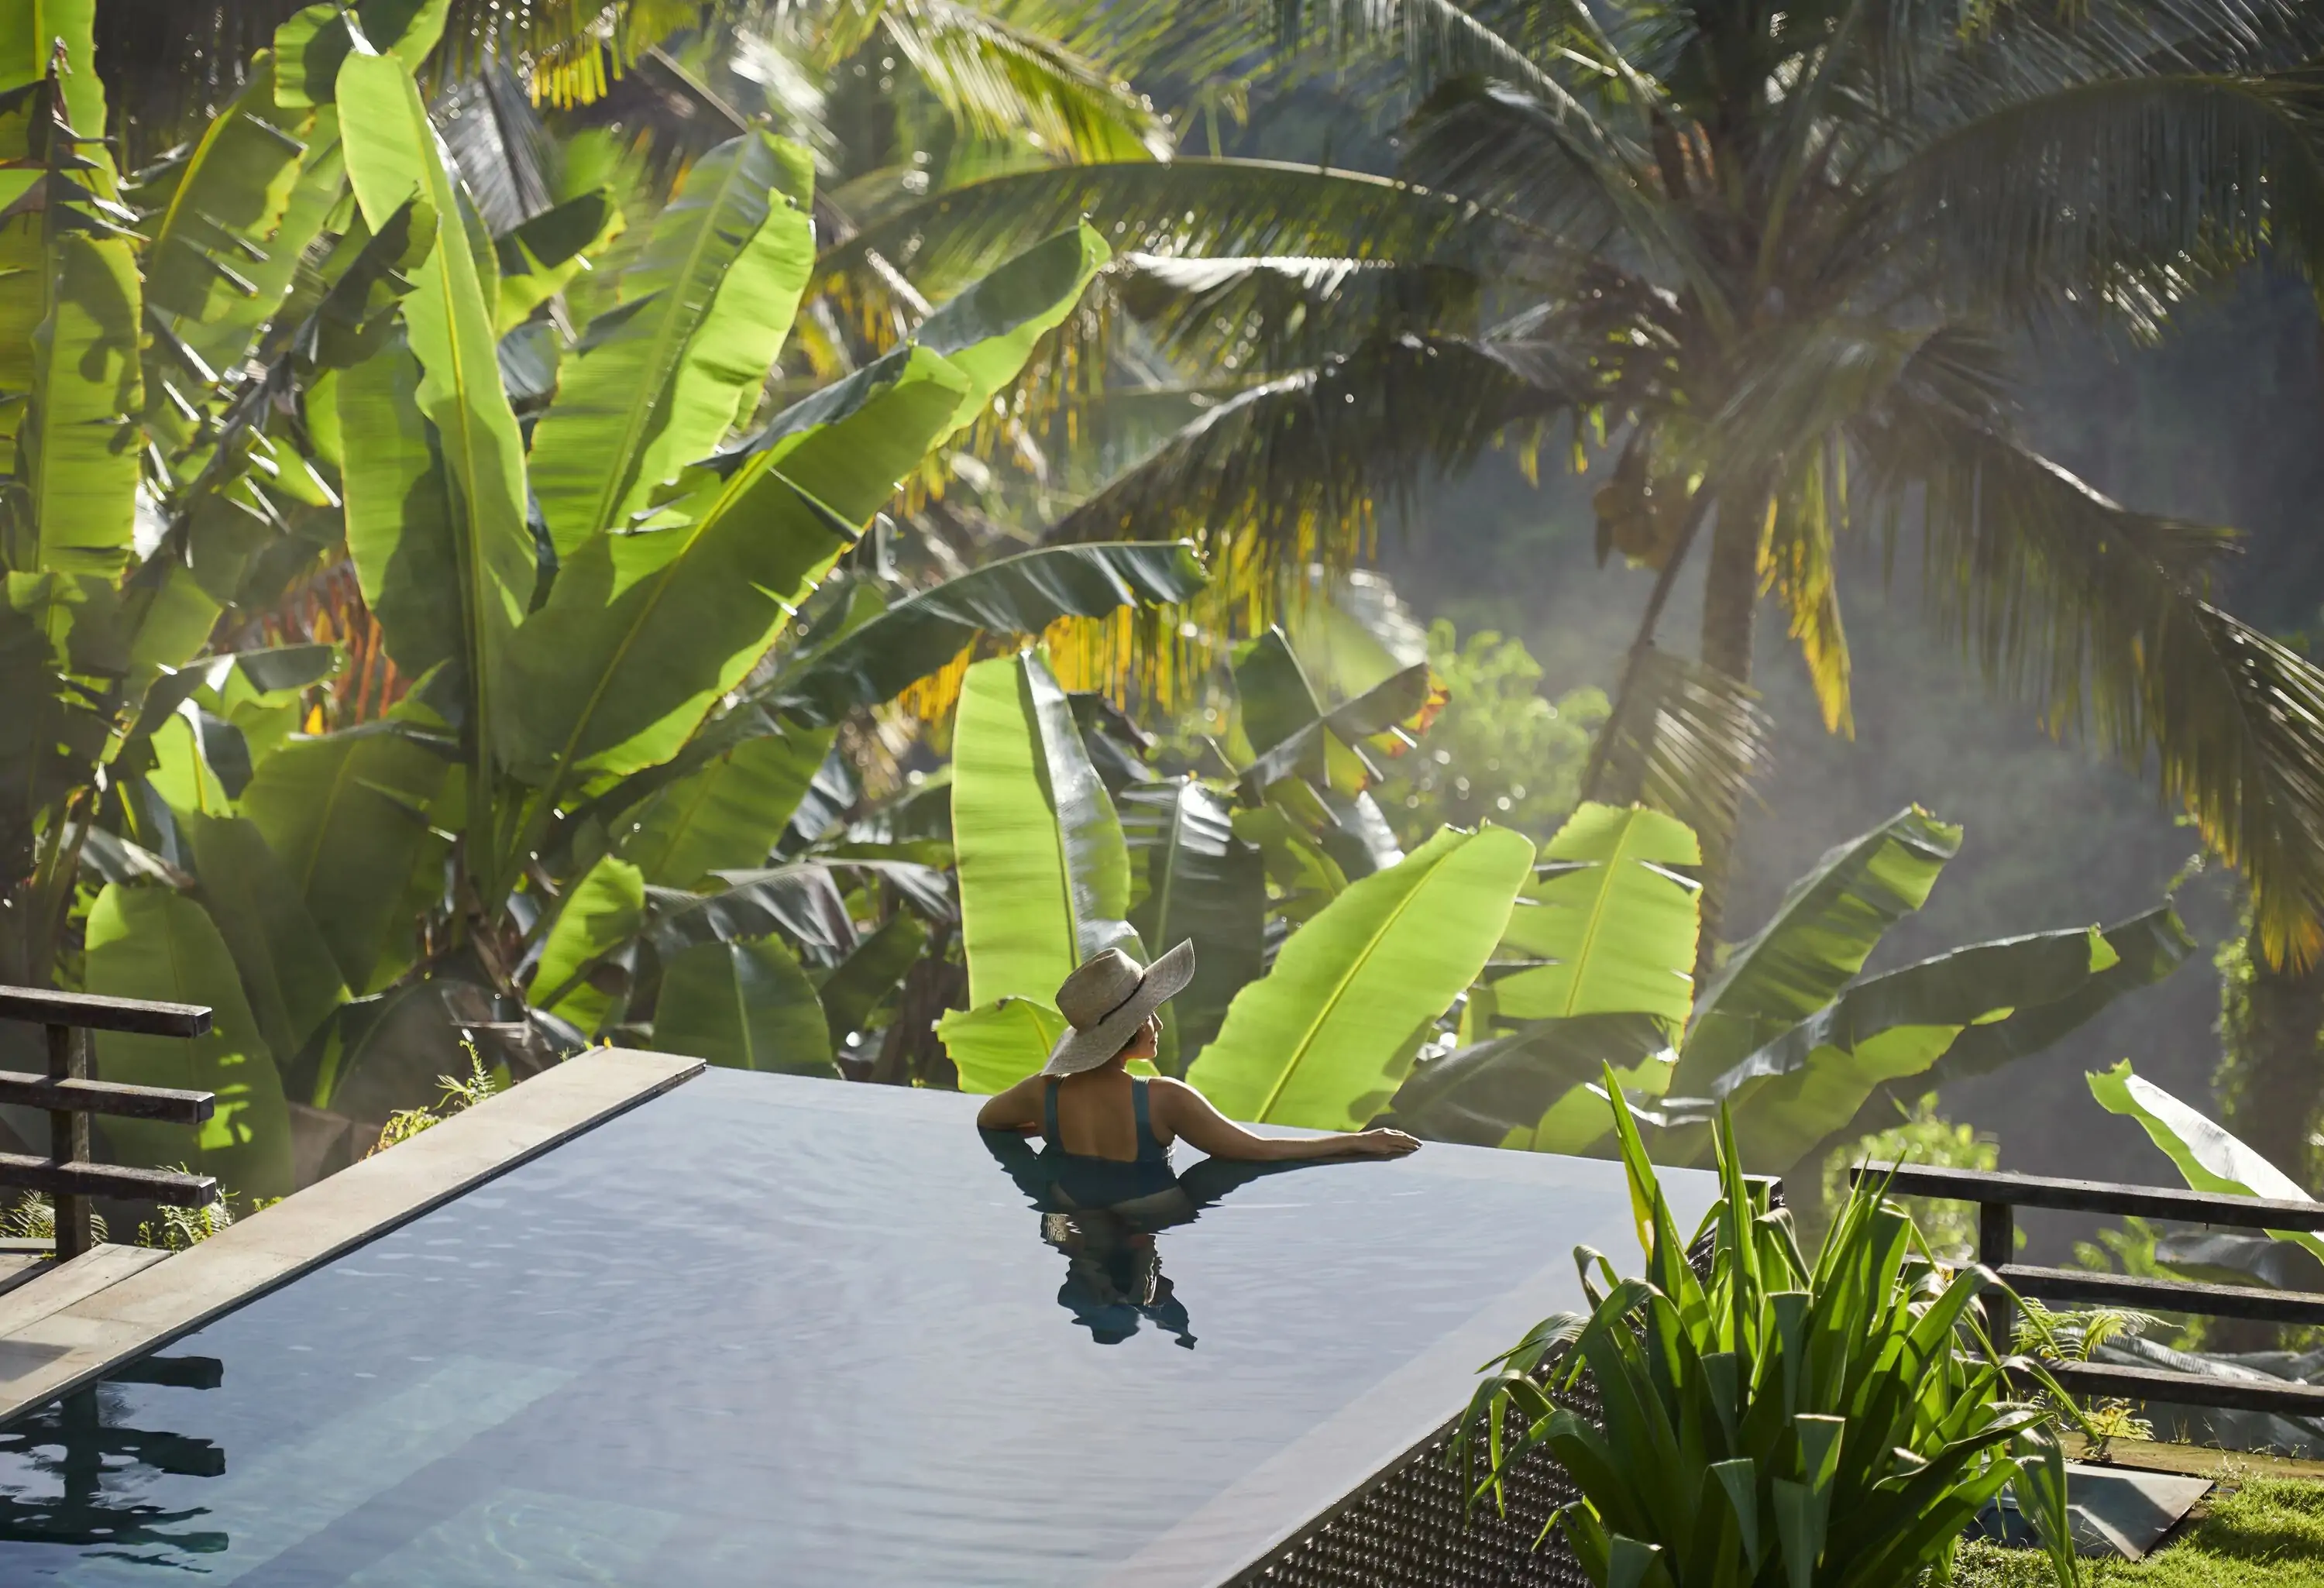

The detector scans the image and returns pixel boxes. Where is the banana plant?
[938,647,1534,1126]
[1389,806,2193,1182]
[43,15,1199,1184]
[2089,1061,2324,1270]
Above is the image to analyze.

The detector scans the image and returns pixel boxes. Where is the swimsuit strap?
[1131,1078,1167,1160]
[1043,1078,1061,1143]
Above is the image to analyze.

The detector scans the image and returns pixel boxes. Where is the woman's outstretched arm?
[1150,1078,1418,1161]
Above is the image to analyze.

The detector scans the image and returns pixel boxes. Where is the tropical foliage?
[823,0,2324,968]
[1452,1083,2077,1588]
[2089,1061,2324,1273]
[1388,806,2192,1182]
[937,642,1533,1115]
[933,620,2176,1173]
[0,7,1200,1196]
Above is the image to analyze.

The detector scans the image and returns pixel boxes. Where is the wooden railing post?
[0,988,222,1255]
[1851,1160,2324,1421]
[46,1022,93,1259]
[1977,1198,2014,1349]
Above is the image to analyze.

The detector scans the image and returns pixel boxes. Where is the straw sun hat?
[1041,941,1196,1077]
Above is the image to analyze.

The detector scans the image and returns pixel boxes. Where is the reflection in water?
[0,1356,227,1559]
[982,1131,1319,1348]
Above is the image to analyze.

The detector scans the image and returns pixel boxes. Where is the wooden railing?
[0,988,222,1260]
[1851,1161,2324,1420]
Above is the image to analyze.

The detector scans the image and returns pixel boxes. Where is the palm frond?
[1859,335,2324,966]
[1862,72,2324,335]
[1266,0,1608,116]
[1764,442,1854,736]
[1037,332,1584,583]
[874,0,1172,162]
[438,66,562,236]
[1402,75,1737,325]
[93,0,724,146]
[1400,74,1646,248]
[1111,253,1488,373]
[1588,646,1770,872]
[813,157,1525,313]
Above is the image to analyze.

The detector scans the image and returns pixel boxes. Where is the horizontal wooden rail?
[0,984,224,1258]
[2039,1360,2324,1420]
[1858,1162,2324,1232]
[2000,1263,2324,1328]
[0,988,211,1040]
[1854,1161,2324,1427]
[0,1154,217,1208]
[0,1072,213,1125]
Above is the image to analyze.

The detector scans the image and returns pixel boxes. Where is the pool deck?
[0,1047,702,1427]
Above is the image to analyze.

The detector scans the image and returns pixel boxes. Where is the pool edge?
[0,1047,704,1426]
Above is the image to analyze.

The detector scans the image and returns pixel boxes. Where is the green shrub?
[1454,1078,2075,1587]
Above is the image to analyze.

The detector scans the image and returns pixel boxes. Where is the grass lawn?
[1951,1478,2324,1586]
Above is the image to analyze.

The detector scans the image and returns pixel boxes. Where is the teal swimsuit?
[1040,1078,1179,1208]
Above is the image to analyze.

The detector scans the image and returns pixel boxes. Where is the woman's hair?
[1112,1013,1157,1064]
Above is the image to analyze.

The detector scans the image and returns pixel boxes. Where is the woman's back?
[1040,1072,1175,1208]
[1045,1069,1162,1161]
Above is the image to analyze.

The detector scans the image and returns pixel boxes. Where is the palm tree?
[813,0,2324,968]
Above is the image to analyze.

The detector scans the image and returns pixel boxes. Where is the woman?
[975,942,1420,1200]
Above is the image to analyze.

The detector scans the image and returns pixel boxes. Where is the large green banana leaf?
[272,0,448,106]
[1229,803,1348,921]
[181,106,346,383]
[655,934,835,1075]
[83,884,296,1201]
[648,865,857,965]
[529,855,646,1033]
[238,727,450,996]
[1676,806,1958,1091]
[493,189,623,335]
[509,221,1109,789]
[912,222,1110,431]
[0,3,107,452]
[337,46,533,741]
[1708,925,2130,1173]
[951,649,1139,1014]
[528,131,815,554]
[773,542,1208,727]
[26,233,143,576]
[0,1,104,139]
[1387,1010,1672,1148]
[1800,907,2192,1168]
[185,813,349,1069]
[2089,1060,2324,1266]
[135,57,316,376]
[939,998,1069,1095]
[1186,823,1535,1129]
[501,345,969,787]
[336,332,468,676]
[816,913,930,1056]
[1492,803,1701,1027]
[1121,778,1264,1064]
[616,727,834,889]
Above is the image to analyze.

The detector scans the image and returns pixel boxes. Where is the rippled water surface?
[0,1069,1694,1585]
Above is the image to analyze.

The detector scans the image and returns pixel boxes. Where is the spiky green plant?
[1452,1075,2077,1588]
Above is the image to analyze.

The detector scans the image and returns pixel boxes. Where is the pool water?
[0,1069,1713,1586]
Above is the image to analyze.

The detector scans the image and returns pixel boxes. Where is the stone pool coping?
[0,1047,703,1427]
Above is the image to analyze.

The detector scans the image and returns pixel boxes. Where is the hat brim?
[1041,940,1197,1076]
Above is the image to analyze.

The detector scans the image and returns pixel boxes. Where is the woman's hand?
[1339,1128,1421,1158]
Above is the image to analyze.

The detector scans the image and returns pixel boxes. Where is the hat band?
[1071,977,1146,1034]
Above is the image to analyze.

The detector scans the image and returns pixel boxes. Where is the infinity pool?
[0,1068,1713,1586]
